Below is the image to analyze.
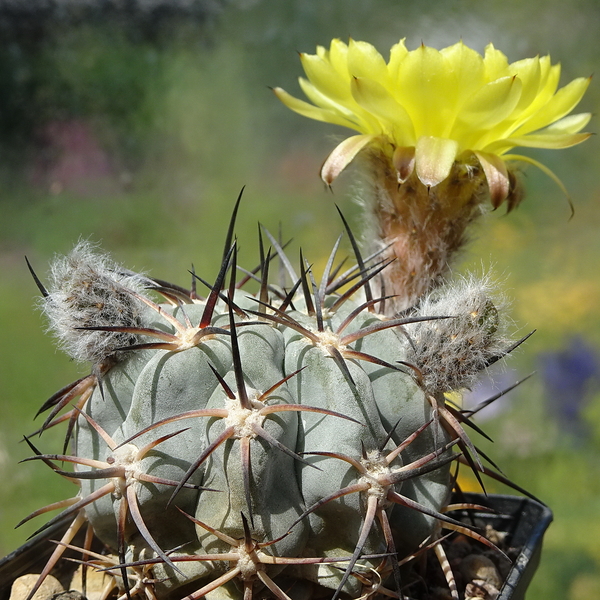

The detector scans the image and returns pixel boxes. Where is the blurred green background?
[1,0,599,598]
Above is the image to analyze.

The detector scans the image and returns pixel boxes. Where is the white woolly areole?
[42,241,149,364]
[109,443,142,497]
[313,328,345,353]
[237,546,265,581]
[224,389,266,438]
[405,273,513,395]
[360,450,397,502]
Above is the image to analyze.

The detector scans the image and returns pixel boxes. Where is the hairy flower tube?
[275,39,592,312]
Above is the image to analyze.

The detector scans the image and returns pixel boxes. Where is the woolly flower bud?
[404,274,513,394]
[42,241,149,364]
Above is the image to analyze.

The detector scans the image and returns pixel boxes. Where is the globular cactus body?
[21,216,513,600]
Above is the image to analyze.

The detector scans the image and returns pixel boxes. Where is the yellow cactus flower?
[274,39,591,208]
[275,39,592,313]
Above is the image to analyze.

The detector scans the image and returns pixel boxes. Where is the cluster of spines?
[18,194,536,600]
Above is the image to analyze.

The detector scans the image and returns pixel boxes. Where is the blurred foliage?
[1,1,599,598]
[0,0,225,165]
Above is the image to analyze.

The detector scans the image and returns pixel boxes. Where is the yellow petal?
[492,131,591,151]
[328,39,350,74]
[441,42,485,99]
[298,78,355,116]
[388,39,408,81]
[394,45,451,136]
[482,43,510,79]
[415,136,459,187]
[458,76,523,129]
[321,134,377,185]
[510,57,542,113]
[347,39,388,81]
[543,112,592,134]
[479,63,562,143]
[298,78,380,134]
[272,87,356,129]
[514,76,591,135]
[350,77,415,144]
[297,77,382,133]
[474,151,509,208]
[533,62,561,106]
[300,52,351,101]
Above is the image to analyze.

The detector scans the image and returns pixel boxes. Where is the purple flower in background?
[539,336,599,434]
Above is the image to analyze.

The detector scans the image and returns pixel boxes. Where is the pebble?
[465,579,501,600]
[69,565,113,600]
[52,592,86,600]
[459,554,503,589]
[9,574,63,600]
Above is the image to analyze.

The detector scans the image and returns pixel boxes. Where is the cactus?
[18,200,521,600]
[14,37,591,600]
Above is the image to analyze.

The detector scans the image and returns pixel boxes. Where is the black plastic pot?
[457,494,553,600]
[0,493,552,600]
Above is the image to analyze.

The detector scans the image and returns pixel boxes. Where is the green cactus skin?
[19,211,516,600]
